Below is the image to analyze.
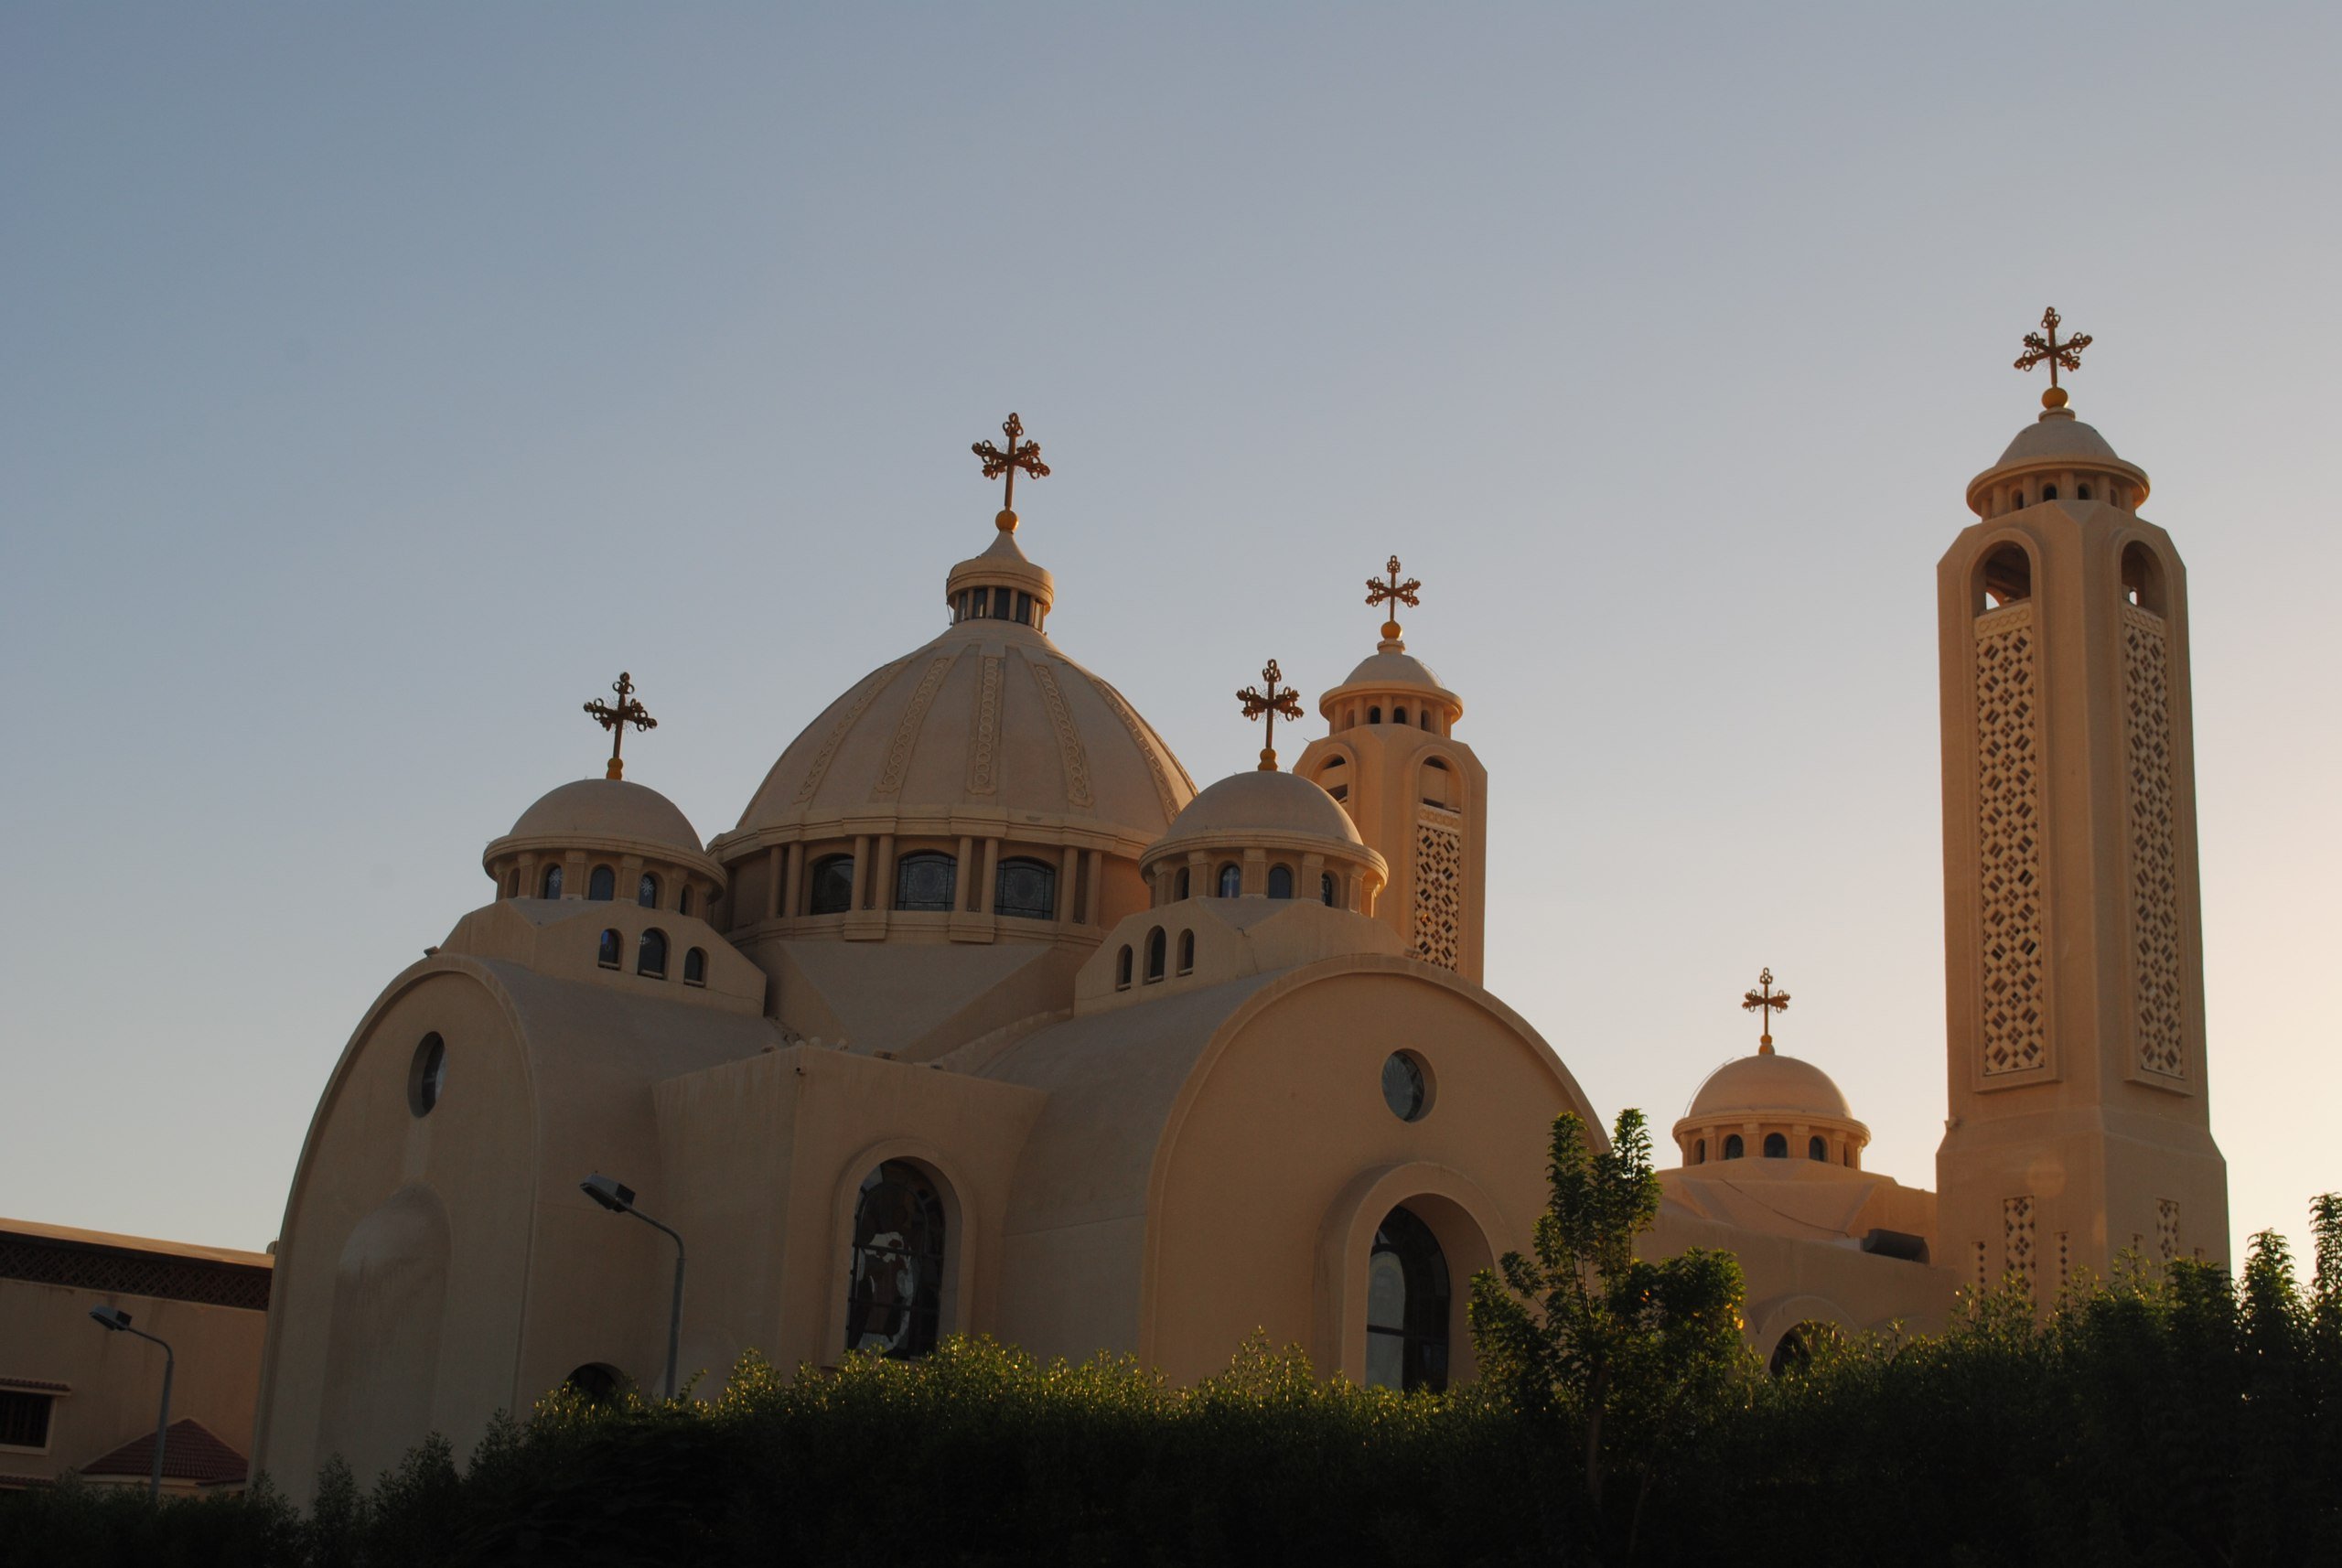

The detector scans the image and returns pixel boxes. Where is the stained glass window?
[894,852,956,912]
[541,865,564,899]
[1364,1205,1449,1393]
[1217,863,1242,898]
[995,857,1056,920]
[638,874,660,908]
[597,929,622,969]
[845,1161,946,1359]
[1381,1051,1429,1122]
[809,855,855,915]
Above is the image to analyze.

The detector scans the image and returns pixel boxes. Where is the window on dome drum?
[541,865,564,899]
[1176,866,1191,900]
[894,852,957,912]
[1217,863,1242,898]
[2076,483,2092,500]
[505,870,520,898]
[1368,706,1381,725]
[2041,484,2057,502]
[1176,930,1194,975]
[1394,707,1410,725]
[1763,1133,1789,1159]
[597,929,622,969]
[1421,713,1434,731]
[809,855,855,915]
[1981,542,2033,610]
[1115,946,1133,990]
[679,886,693,917]
[638,873,660,908]
[1145,927,1166,982]
[1809,1135,1828,1162]
[407,1033,447,1118]
[1723,1134,1745,1160]
[1365,1205,1450,1393]
[1695,1138,1707,1165]
[588,865,617,901]
[683,947,706,985]
[1320,872,1338,907]
[844,1160,947,1359]
[564,1364,625,1408]
[994,857,1057,920]
[638,929,668,978]
[0,1389,55,1449]
[1381,1051,1430,1122]
[1268,865,1295,899]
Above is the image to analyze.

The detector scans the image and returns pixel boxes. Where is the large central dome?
[730,529,1195,846]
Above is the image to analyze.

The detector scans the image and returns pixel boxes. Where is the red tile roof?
[80,1419,247,1486]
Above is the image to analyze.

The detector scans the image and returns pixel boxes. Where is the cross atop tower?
[583,671,657,781]
[971,413,1051,532]
[1237,659,1305,772]
[2014,306,2092,410]
[1742,967,1790,1055]
[1365,555,1422,642]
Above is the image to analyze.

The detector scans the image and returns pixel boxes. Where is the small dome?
[1965,405,2151,516]
[505,779,705,857]
[1317,639,1464,724]
[1686,1051,1853,1122]
[1158,769,1364,849]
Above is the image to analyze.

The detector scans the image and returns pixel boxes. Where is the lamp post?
[87,1308,172,1501]
[580,1175,685,1401]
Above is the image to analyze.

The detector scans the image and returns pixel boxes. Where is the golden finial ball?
[2042,386,2069,410]
[995,509,1018,532]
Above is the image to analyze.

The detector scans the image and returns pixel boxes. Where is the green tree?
[1468,1109,1751,1562]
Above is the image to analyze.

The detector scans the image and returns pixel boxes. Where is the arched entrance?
[1365,1205,1450,1391]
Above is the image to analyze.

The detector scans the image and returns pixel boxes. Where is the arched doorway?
[1364,1205,1450,1392]
[843,1160,948,1358]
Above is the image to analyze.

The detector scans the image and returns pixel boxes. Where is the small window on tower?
[1809,1135,1828,1162]
[1320,872,1338,907]
[1368,706,1382,725]
[1980,542,2033,610]
[2122,542,2166,613]
[1394,706,1410,725]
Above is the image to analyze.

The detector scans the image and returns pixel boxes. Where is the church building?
[249,326,2229,1496]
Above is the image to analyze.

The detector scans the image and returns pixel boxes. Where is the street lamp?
[580,1174,685,1401]
[87,1308,172,1501]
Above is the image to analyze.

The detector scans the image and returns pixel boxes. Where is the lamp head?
[580,1174,635,1214]
[89,1307,133,1331]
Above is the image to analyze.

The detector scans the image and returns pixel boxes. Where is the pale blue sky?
[4,5,2337,1266]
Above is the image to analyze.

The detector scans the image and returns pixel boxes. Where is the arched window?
[505,870,521,898]
[682,947,706,985]
[1267,865,1295,899]
[1394,706,1410,725]
[564,1364,624,1407]
[1763,1133,1789,1159]
[1808,1135,1828,1162]
[1981,542,2033,610]
[1694,1138,1707,1165]
[894,852,956,912]
[1145,927,1166,982]
[1320,872,1338,907]
[2075,483,2092,500]
[1364,1205,1450,1393]
[637,929,668,978]
[1422,757,1453,808]
[1175,866,1191,901]
[1723,1134,1745,1160]
[407,1033,446,1118]
[540,864,564,899]
[844,1160,946,1359]
[2040,484,2057,502]
[638,873,660,909]
[809,855,855,915]
[596,929,622,969]
[679,886,693,917]
[1176,930,1194,975]
[1115,946,1133,991]
[1421,713,1434,731]
[1769,1325,1819,1378]
[1217,863,1241,898]
[1368,705,1382,725]
[588,865,617,902]
[2122,542,2165,612]
[994,857,1056,920]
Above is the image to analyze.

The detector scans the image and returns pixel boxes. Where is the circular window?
[407,1033,447,1117]
[1380,1050,1431,1122]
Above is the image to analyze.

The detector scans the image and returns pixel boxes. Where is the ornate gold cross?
[1365,554,1422,641]
[583,671,657,781]
[1237,659,1305,772]
[971,413,1050,532]
[1742,967,1790,1055]
[2014,306,2091,408]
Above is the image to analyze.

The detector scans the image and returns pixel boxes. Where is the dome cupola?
[1316,558,1462,736]
[1965,309,2150,519]
[1671,971,1872,1169]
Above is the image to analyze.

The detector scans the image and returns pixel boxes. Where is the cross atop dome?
[2014,306,2091,411]
[1365,555,1422,645]
[971,412,1050,532]
[1742,967,1790,1055]
[1237,659,1304,772]
[583,671,656,780]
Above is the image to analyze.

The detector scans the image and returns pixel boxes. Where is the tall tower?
[1935,313,2229,1297]
[1295,559,1488,983]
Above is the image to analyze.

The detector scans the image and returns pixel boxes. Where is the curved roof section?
[1161,769,1363,846]
[503,778,705,857]
[1685,1051,1854,1122]
[1318,638,1464,722]
[1965,405,2151,514]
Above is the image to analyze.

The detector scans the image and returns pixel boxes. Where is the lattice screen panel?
[2122,606,2184,1079]
[1412,810,1464,971]
[1975,606,2047,1075]
[2004,1196,2037,1294]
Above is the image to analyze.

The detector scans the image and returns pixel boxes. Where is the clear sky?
[5,5,2337,1269]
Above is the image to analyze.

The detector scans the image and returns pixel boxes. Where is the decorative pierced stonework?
[794,658,912,807]
[966,655,1004,795]
[2057,1231,2071,1292]
[873,653,959,796]
[1413,808,1464,971]
[1094,677,1192,821]
[1026,660,1095,809]
[2004,1195,2036,1294]
[1975,604,2047,1076]
[2122,605,2185,1079]
[2156,1198,2181,1263]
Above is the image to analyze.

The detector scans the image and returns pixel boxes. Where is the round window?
[407,1033,447,1117]
[1380,1050,1431,1122]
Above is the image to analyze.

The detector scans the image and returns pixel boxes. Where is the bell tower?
[1935,313,2229,1298]
[1295,558,1488,983]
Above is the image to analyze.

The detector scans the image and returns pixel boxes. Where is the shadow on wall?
[318,1186,449,1483]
